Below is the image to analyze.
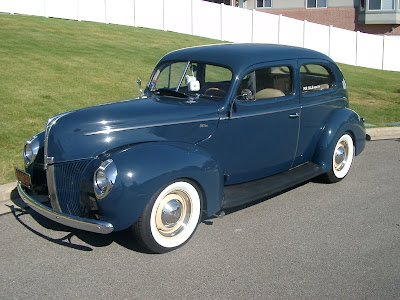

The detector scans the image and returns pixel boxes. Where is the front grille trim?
[53,159,91,216]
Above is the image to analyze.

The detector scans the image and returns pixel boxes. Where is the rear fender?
[313,108,366,172]
[96,142,223,231]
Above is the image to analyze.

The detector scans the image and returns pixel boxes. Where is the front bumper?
[17,182,114,234]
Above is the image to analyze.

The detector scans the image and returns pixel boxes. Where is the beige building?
[205,0,400,35]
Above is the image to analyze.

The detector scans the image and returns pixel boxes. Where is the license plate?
[15,168,32,187]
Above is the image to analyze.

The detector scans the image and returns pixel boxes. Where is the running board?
[222,162,324,209]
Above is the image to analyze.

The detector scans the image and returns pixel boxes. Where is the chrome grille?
[54,160,91,216]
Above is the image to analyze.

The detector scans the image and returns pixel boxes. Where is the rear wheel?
[323,133,354,183]
[132,180,201,253]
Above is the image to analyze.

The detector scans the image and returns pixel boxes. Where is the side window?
[237,66,292,100]
[300,64,335,93]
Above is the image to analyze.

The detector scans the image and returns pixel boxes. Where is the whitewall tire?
[324,133,354,183]
[132,180,201,253]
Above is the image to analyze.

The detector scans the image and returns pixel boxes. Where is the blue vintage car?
[16,44,366,253]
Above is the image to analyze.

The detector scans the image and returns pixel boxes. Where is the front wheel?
[132,180,201,253]
[323,133,354,183]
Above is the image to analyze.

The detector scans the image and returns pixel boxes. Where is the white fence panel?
[329,26,357,66]
[252,11,279,44]
[192,0,221,40]
[221,4,252,43]
[383,36,400,72]
[0,0,399,72]
[135,0,164,30]
[164,0,192,35]
[0,0,14,13]
[357,32,383,69]
[45,0,78,20]
[79,0,105,23]
[105,0,134,26]
[278,15,303,47]
[11,0,45,16]
[303,21,329,55]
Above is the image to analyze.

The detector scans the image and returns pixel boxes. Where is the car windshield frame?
[146,60,233,100]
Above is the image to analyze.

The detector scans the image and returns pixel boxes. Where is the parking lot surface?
[1,139,399,299]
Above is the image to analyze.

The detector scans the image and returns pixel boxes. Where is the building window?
[369,0,394,10]
[257,0,272,8]
[307,0,327,8]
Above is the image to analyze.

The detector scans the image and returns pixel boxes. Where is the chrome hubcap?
[155,190,192,237]
[161,199,182,227]
[334,142,348,171]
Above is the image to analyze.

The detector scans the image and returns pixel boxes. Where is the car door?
[208,61,300,185]
[292,59,344,167]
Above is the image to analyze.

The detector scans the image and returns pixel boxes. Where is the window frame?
[256,0,272,8]
[368,0,395,10]
[306,0,327,8]
[236,64,294,102]
[299,63,336,95]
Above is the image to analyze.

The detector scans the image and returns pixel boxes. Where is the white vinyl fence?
[1,0,399,71]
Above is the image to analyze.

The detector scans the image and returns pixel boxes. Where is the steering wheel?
[204,87,226,97]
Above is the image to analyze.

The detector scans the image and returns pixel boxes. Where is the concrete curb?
[366,127,400,141]
[1,126,399,216]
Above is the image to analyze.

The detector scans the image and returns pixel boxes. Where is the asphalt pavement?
[0,132,399,299]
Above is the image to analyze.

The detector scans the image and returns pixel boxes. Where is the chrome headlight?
[23,136,39,167]
[93,159,117,199]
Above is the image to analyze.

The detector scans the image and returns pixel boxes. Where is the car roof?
[159,43,334,73]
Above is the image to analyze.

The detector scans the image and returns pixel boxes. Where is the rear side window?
[300,64,335,93]
[237,66,292,100]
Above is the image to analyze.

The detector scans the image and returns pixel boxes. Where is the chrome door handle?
[289,113,299,118]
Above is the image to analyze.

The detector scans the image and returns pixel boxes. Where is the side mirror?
[186,75,200,92]
[188,80,200,92]
[136,78,143,98]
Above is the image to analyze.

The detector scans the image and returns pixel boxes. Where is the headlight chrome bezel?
[23,136,40,167]
[93,159,117,199]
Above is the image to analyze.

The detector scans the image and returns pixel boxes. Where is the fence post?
[381,35,385,70]
[104,0,107,23]
[163,0,165,31]
[328,25,332,57]
[303,20,307,48]
[44,0,47,18]
[355,31,360,66]
[220,3,223,41]
[251,9,254,43]
[77,0,81,21]
[191,0,194,36]
[134,0,136,26]
[278,14,282,44]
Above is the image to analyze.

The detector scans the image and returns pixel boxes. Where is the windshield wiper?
[155,88,188,99]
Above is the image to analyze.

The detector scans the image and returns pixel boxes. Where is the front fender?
[313,108,366,172]
[96,142,223,231]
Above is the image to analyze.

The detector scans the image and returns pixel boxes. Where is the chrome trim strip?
[17,183,114,234]
[84,117,219,136]
[47,164,62,212]
[229,106,298,120]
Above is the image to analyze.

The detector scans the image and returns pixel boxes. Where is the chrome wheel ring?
[155,191,191,237]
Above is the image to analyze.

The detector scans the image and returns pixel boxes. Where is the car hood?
[46,96,220,163]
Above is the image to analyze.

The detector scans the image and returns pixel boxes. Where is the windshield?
[148,61,233,100]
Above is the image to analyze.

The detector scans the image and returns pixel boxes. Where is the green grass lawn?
[0,14,399,184]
